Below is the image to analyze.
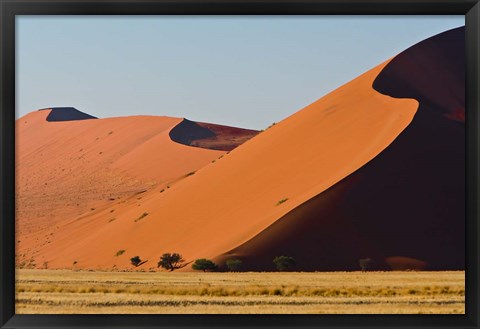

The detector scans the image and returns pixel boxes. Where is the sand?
[16,27,464,272]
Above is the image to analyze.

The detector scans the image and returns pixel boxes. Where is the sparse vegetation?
[192,259,218,272]
[130,256,142,267]
[186,171,196,177]
[225,259,243,272]
[276,198,288,206]
[134,212,149,222]
[108,218,116,223]
[115,250,126,257]
[157,253,185,271]
[160,189,165,193]
[273,256,296,271]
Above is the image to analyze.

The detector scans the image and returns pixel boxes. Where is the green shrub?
[359,258,373,272]
[130,256,142,267]
[273,256,296,271]
[276,198,288,206]
[192,258,218,272]
[134,212,149,222]
[157,253,185,271]
[225,259,243,272]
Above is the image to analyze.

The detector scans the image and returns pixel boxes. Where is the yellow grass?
[15,269,465,314]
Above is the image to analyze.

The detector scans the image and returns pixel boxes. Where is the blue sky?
[16,16,463,129]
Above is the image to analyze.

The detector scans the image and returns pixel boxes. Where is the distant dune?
[16,27,464,272]
[40,107,98,121]
[16,111,255,264]
[170,119,259,151]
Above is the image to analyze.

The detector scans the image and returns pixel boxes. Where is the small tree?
[130,256,142,267]
[273,256,296,271]
[192,258,218,272]
[225,259,243,272]
[359,258,372,272]
[157,253,185,271]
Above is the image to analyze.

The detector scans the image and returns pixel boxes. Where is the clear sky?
[16,16,463,130]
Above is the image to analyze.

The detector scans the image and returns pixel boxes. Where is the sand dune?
[222,27,465,271]
[16,111,231,264]
[19,60,417,270]
[16,27,464,272]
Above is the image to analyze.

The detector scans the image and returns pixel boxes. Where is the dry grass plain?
[16,269,464,314]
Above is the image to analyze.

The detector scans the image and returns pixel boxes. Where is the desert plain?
[16,270,465,314]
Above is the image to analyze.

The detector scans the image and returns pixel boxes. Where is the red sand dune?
[169,119,259,151]
[16,27,464,271]
[222,27,465,271]
[16,112,251,263]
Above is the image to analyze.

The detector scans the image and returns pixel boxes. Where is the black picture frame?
[1,1,479,328]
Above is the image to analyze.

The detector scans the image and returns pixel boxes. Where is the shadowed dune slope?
[40,107,98,121]
[169,119,216,144]
[29,58,418,270]
[373,27,465,122]
[222,27,465,271]
[170,119,259,151]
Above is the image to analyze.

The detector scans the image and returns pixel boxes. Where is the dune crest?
[39,107,98,122]
[169,118,259,151]
[373,27,464,122]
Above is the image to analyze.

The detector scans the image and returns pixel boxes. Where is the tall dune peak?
[219,27,465,271]
[373,26,465,123]
[39,107,98,122]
